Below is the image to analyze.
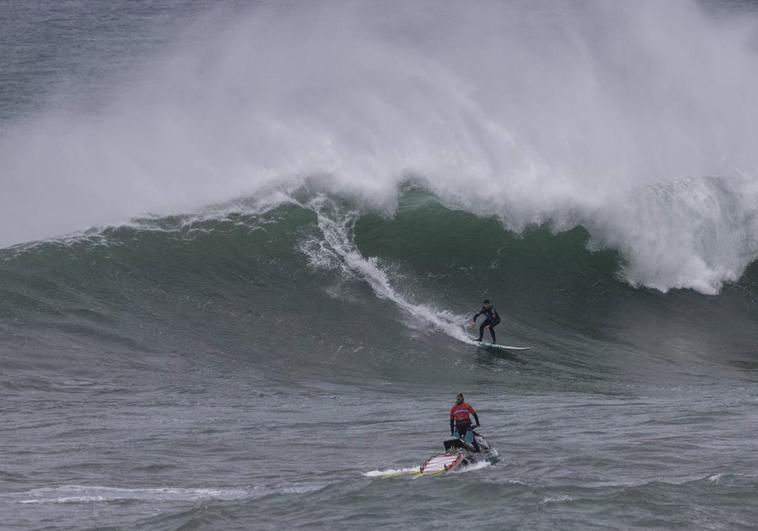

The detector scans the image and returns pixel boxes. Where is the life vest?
[450,402,476,423]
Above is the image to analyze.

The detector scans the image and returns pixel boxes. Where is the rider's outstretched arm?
[473,412,480,426]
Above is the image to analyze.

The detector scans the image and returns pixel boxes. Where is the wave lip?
[6,173,758,295]
[588,177,758,294]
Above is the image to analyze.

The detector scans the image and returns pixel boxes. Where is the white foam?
[301,195,472,343]
[13,483,322,505]
[452,460,492,474]
[16,485,250,504]
[363,467,419,478]
[542,495,574,504]
[3,1,758,292]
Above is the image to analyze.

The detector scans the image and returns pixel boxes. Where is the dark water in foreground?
[3,382,758,530]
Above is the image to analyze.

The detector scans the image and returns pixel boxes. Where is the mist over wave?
[2,0,758,292]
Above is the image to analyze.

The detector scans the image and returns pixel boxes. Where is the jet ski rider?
[450,393,480,449]
[472,299,500,343]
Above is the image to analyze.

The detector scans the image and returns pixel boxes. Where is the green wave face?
[2,188,757,390]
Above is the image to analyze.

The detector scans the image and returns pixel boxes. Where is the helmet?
[483,299,490,305]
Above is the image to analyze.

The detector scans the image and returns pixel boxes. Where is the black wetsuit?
[473,305,500,343]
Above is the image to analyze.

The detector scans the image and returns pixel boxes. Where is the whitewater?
[3,0,758,293]
[2,1,758,530]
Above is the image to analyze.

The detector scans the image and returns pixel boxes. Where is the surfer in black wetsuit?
[472,299,500,343]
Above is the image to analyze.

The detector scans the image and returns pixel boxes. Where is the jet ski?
[418,426,498,476]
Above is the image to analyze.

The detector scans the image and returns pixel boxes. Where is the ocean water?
[2,1,758,530]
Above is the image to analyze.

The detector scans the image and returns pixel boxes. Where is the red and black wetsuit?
[449,402,480,440]
[473,305,500,343]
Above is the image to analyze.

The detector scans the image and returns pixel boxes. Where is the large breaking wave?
[2,1,758,294]
[2,186,757,388]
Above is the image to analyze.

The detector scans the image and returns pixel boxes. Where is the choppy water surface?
[2,1,758,529]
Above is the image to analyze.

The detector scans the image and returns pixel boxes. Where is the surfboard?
[375,469,420,479]
[468,337,531,351]
[417,453,463,476]
[374,453,462,479]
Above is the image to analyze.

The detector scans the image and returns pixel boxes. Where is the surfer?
[472,299,500,343]
[450,392,480,449]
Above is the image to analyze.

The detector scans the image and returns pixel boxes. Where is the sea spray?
[2,1,758,292]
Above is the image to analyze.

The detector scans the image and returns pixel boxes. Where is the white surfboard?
[418,453,463,475]
[467,337,531,351]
